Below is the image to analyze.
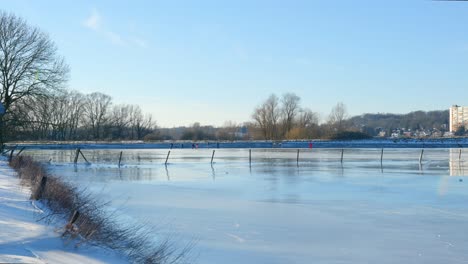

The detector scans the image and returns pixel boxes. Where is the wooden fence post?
[8,148,14,163]
[74,148,80,164]
[79,149,89,164]
[165,151,171,165]
[296,149,300,166]
[118,151,123,168]
[380,148,384,165]
[16,147,26,157]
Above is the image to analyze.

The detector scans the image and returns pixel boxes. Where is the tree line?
[346,110,449,136]
[9,90,155,141]
[250,93,353,140]
[151,98,451,141]
[249,94,450,140]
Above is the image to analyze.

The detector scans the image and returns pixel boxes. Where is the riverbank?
[4,137,468,150]
[0,157,127,263]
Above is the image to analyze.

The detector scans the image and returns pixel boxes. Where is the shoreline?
[0,157,127,264]
[3,138,468,150]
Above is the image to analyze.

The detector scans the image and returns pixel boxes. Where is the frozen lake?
[22,148,468,264]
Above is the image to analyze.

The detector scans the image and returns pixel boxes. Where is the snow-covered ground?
[20,148,468,264]
[0,158,128,264]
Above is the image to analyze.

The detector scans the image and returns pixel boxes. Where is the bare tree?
[130,106,155,140]
[0,12,69,143]
[297,108,319,128]
[83,92,112,140]
[252,94,281,140]
[265,94,280,139]
[328,102,348,132]
[15,90,85,140]
[281,93,301,136]
[111,104,132,139]
[65,91,85,140]
[49,92,70,140]
[12,92,68,140]
[217,121,240,140]
[252,104,268,139]
[14,95,53,139]
[48,91,86,140]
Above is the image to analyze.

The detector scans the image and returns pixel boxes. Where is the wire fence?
[7,148,461,173]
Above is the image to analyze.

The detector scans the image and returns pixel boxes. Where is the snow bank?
[0,157,128,264]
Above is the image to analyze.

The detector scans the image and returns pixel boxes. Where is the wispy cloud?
[83,8,101,31]
[105,31,126,46]
[83,8,147,48]
[131,37,147,48]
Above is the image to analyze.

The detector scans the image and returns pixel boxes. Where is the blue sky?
[1,0,468,127]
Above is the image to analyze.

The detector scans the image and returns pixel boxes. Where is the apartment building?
[450,105,468,132]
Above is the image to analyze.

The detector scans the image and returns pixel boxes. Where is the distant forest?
[346,110,449,136]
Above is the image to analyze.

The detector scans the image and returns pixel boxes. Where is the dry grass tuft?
[9,155,193,264]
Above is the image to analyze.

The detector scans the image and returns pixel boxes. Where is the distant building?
[378,131,386,137]
[403,131,412,138]
[431,130,442,138]
[234,126,248,139]
[444,131,453,137]
[450,105,468,132]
